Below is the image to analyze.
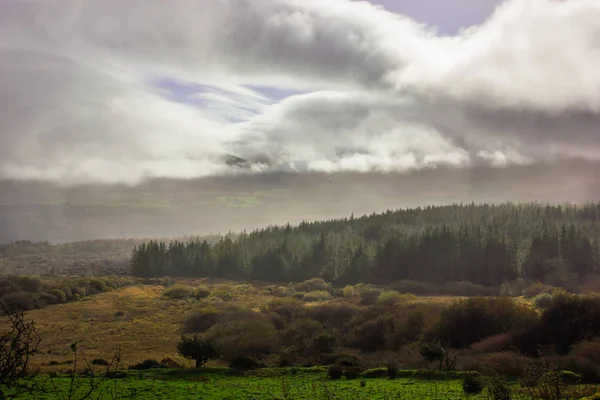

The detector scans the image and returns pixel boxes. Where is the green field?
[8,369,600,400]
[9,371,481,400]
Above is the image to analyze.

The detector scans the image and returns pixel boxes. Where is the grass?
[6,369,486,400]
[9,369,600,399]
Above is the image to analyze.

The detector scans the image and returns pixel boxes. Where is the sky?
[1,0,600,186]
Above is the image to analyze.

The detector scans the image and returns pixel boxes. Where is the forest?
[129,202,600,289]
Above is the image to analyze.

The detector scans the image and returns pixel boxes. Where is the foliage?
[128,359,165,370]
[302,291,331,302]
[176,335,220,368]
[0,301,41,398]
[229,355,260,371]
[327,364,343,380]
[0,275,134,312]
[462,374,484,394]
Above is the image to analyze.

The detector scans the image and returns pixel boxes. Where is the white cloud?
[0,0,599,184]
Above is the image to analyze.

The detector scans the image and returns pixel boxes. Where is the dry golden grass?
[3,280,298,370]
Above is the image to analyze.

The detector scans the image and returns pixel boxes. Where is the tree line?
[129,202,600,287]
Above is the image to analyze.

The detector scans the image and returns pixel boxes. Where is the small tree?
[176,335,220,368]
[419,341,456,371]
[1,300,41,398]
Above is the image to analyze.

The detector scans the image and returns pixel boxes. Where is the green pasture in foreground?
[5,369,478,400]
[6,368,600,400]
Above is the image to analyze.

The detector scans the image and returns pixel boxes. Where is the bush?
[128,359,164,370]
[183,308,223,333]
[302,291,331,302]
[359,288,380,305]
[522,282,560,298]
[50,289,67,303]
[163,285,194,300]
[294,278,331,293]
[342,285,356,298]
[327,364,343,380]
[572,339,600,365]
[206,314,281,360]
[361,368,388,379]
[377,290,414,306]
[344,368,360,380]
[1,291,34,311]
[479,352,529,379]
[194,286,212,300]
[18,275,43,293]
[160,357,184,369]
[531,292,554,309]
[485,377,512,400]
[229,355,260,371]
[462,374,484,394]
[386,362,398,379]
[323,354,359,368]
[431,297,536,349]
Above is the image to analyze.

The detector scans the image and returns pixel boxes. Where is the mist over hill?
[1,160,599,243]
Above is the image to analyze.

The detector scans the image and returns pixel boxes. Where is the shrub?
[302,291,331,302]
[344,368,360,380]
[377,290,414,306]
[342,285,356,298]
[206,314,281,360]
[262,299,305,322]
[323,354,359,368]
[462,374,484,394]
[163,285,193,300]
[89,278,107,293]
[431,297,536,349]
[485,377,512,400]
[183,308,223,333]
[312,333,337,355]
[470,333,513,354]
[18,275,43,293]
[386,362,398,380]
[1,291,34,311]
[522,282,560,298]
[327,364,343,380]
[479,352,529,379]
[359,288,380,305]
[49,289,66,303]
[361,368,388,379]
[531,292,554,309]
[193,286,212,300]
[572,339,600,365]
[229,355,260,371]
[128,359,164,370]
[160,357,184,369]
[294,278,331,293]
[161,276,174,287]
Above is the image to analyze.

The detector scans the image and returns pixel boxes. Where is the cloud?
[0,0,599,185]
